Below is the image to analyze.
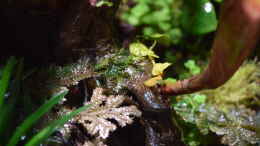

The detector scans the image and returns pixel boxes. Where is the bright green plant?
[24,104,91,146]
[172,93,211,146]
[173,94,207,124]
[184,60,201,75]
[0,57,21,144]
[121,0,183,45]
[179,59,201,79]
[121,0,218,45]
[0,57,16,108]
[7,91,68,146]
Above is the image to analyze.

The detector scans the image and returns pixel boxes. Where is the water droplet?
[204,2,213,13]
[21,135,26,140]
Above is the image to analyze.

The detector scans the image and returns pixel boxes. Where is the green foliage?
[25,104,91,146]
[172,93,213,146]
[95,49,134,78]
[96,0,113,7]
[7,91,68,146]
[213,0,223,3]
[173,61,260,146]
[0,57,90,146]
[121,0,183,45]
[184,60,201,75]
[204,61,260,104]
[164,50,178,63]
[179,59,201,79]
[182,128,203,146]
[0,57,21,144]
[0,57,16,108]
[173,94,207,124]
[121,0,218,45]
[95,42,160,80]
[174,94,259,146]
[182,0,217,35]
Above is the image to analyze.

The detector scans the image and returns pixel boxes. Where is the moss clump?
[204,60,260,105]
[173,60,260,146]
[95,49,134,79]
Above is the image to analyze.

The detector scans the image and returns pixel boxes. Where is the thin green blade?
[7,91,68,146]
[25,104,91,146]
[0,57,16,108]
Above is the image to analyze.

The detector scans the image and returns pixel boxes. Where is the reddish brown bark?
[161,0,260,95]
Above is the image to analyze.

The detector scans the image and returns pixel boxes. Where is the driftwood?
[161,0,260,95]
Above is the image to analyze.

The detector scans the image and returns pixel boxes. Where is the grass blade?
[7,91,68,146]
[25,104,91,146]
[0,57,16,108]
[0,58,22,144]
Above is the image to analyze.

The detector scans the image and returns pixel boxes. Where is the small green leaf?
[96,0,113,7]
[131,3,150,18]
[127,16,140,26]
[149,33,167,39]
[184,60,201,75]
[143,27,154,36]
[129,42,159,58]
[158,22,171,31]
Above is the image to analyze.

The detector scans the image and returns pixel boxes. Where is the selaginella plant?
[76,88,142,144]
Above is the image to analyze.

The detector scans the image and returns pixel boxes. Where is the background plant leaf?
[181,0,217,35]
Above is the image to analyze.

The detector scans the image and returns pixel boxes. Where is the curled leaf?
[129,42,159,58]
[96,0,113,7]
[149,33,168,39]
[152,62,171,76]
[144,75,162,87]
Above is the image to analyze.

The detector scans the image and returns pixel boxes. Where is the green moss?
[95,50,135,79]
[204,61,260,105]
[173,60,260,146]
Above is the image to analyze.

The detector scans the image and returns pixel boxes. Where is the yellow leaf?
[152,62,171,76]
[144,76,162,87]
[129,42,159,58]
